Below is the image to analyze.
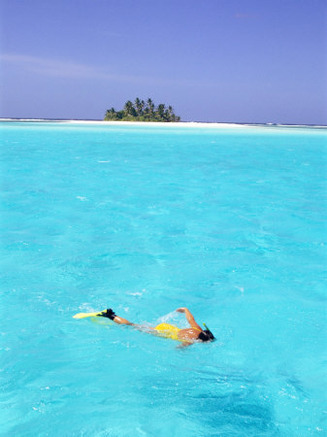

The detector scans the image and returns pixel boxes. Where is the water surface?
[1,122,326,436]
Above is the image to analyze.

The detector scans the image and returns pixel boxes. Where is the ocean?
[1,121,326,436]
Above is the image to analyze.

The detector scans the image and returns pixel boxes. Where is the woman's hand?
[176,307,187,313]
[176,307,202,331]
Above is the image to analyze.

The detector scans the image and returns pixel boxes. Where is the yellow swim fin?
[73,309,108,319]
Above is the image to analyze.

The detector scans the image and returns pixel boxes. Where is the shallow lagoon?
[1,122,326,436]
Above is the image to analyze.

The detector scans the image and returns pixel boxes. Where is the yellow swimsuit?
[154,323,181,340]
[155,323,202,341]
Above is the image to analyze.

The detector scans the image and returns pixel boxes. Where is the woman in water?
[98,307,215,344]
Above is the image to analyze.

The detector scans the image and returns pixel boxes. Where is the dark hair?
[198,329,215,342]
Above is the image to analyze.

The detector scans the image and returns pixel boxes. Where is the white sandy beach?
[1,119,325,129]
[0,118,249,128]
[66,120,249,128]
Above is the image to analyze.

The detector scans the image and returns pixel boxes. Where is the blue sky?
[1,0,326,123]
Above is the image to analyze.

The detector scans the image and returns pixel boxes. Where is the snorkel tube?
[203,323,215,341]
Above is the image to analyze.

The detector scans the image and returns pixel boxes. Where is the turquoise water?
[1,122,326,436]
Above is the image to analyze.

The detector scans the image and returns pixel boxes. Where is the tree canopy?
[104,98,181,122]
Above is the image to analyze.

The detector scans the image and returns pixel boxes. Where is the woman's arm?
[176,307,202,331]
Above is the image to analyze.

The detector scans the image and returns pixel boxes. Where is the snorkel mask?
[199,323,215,342]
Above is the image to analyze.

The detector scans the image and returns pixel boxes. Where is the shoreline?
[0,118,326,129]
[0,118,246,129]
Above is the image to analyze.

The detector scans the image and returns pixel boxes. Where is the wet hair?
[198,329,215,342]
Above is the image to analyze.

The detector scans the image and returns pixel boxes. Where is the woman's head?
[198,325,215,342]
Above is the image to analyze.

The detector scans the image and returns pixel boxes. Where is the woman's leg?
[99,308,134,325]
[99,308,155,332]
[112,315,134,326]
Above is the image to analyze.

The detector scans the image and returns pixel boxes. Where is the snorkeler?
[97,307,215,344]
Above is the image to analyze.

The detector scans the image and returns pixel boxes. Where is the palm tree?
[134,98,142,116]
[124,100,136,117]
[140,100,145,114]
[104,98,180,122]
[105,107,117,120]
[147,98,154,117]
[157,104,166,120]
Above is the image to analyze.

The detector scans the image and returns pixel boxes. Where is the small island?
[104,98,181,122]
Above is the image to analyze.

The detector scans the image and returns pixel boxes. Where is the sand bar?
[0,118,249,129]
[1,119,326,129]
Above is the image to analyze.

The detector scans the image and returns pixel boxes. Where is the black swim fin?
[98,308,116,320]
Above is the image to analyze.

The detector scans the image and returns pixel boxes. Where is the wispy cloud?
[1,53,135,81]
[1,53,220,89]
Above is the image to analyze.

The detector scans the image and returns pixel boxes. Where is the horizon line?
[0,117,326,129]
